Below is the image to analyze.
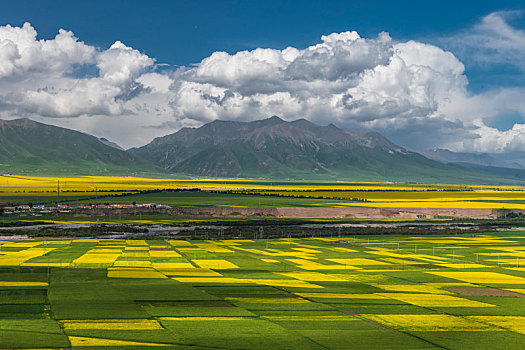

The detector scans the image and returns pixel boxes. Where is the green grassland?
[80,191,350,207]
[2,234,525,348]
[1,190,353,207]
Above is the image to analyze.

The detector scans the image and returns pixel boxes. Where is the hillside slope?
[133,116,517,183]
[0,118,163,175]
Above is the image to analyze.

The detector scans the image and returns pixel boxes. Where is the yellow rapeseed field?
[107,267,167,279]
[4,235,525,348]
[193,259,239,269]
[362,314,498,332]
[0,281,48,287]
[376,293,494,307]
[467,316,525,335]
[428,271,525,284]
[3,174,525,209]
[68,336,167,347]
[62,319,164,330]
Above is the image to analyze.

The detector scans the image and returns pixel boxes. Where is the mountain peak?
[254,115,286,127]
[267,115,284,122]
[133,116,441,179]
[206,115,284,127]
[290,118,316,127]
[1,117,31,124]
[0,118,41,130]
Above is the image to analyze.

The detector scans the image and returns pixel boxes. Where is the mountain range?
[0,118,162,175]
[2,116,525,183]
[418,149,523,169]
[131,116,525,183]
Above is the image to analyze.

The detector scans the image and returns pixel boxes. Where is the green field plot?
[3,234,525,348]
[80,190,349,208]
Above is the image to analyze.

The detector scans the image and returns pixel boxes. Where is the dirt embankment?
[71,206,525,219]
[175,207,525,219]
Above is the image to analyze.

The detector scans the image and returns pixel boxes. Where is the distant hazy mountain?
[0,118,162,175]
[487,152,525,169]
[419,149,523,169]
[132,116,516,183]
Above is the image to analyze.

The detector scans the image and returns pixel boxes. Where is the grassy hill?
[0,118,165,176]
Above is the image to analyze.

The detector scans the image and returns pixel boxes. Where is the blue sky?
[0,0,525,152]
[1,0,522,86]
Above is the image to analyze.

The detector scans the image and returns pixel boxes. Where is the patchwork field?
[2,234,525,348]
[3,175,525,210]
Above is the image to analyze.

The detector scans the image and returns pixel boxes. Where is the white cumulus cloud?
[0,23,154,119]
[0,22,94,78]
[1,18,525,153]
[169,30,470,151]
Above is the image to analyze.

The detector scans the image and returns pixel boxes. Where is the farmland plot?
[2,234,525,348]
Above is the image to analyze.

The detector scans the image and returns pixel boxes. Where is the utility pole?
[56,180,60,207]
